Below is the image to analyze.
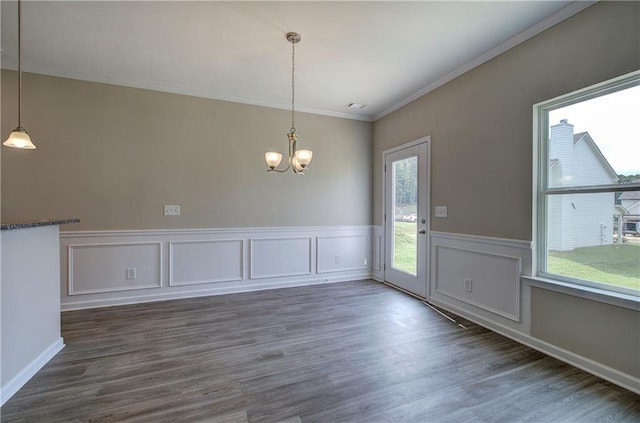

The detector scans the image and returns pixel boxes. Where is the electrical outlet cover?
[164,205,181,216]
[435,206,448,218]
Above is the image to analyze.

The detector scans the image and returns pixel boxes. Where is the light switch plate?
[435,206,447,218]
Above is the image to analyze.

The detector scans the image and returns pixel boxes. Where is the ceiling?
[1,1,590,122]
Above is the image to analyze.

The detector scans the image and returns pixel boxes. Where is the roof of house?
[573,132,619,181]
[548,131,619,182]
[620,191,640,200]
[615,204,629,214]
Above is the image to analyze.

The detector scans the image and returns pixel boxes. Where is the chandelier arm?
[267,164,290,173]
[289,132,299,174]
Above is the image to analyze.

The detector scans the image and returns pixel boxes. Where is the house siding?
[547,122,618,251]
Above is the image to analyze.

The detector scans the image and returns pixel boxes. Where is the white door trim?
[382,136,431,298]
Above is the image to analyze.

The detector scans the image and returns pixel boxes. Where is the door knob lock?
[418,229,426,235]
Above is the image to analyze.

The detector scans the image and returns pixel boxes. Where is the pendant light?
[4,0,36,149]
[265,32,312,174]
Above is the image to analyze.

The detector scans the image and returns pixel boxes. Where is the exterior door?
[384,138,429,298]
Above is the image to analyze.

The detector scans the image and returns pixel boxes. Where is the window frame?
[533,71,640,298]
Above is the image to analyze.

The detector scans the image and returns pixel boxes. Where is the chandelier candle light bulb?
[264,32,312,174]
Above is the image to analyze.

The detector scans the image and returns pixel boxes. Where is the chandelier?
[265,32,312,174]
[4,0,36,149]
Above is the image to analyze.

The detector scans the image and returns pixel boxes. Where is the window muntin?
[535,72,640,297]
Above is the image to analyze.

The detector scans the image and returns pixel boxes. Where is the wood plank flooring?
[1,280,639,422]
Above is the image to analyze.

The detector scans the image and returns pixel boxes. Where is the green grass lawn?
[548,243,639,290]
[393,222,640,289]
[393,222,417,275]
[392,222,639,291]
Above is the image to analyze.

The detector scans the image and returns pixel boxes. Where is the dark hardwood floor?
[1,280,638,422]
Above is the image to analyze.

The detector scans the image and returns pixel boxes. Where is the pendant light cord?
[17,0,22,127]
[290,39,295,133]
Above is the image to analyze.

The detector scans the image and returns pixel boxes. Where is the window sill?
[522,276,639,311]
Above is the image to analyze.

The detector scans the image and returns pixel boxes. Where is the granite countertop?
[0,218,80,231]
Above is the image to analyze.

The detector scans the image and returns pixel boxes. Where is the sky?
[549,84,639,175]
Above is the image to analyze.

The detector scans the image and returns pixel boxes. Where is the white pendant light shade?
[294,150,312,168]
[265,152,283,170]
[4,127,36,149]
[4,0,36,150]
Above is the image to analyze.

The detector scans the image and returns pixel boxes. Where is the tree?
[394,157,417,211]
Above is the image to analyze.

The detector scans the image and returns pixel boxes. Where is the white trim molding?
[426,296,640,396]
[169,239,244,286]
[68,242,162,295]
[523,276,639,311]
[433,245,522,322]
[60,226,373,310]
[250,237,313,279]
[427,230,639,395]
[429,231,529,325]
[316,235,369,274]
[0,338,65,406]
[374,1,596,120]
[371,225,383,282]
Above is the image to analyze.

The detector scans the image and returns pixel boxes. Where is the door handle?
[418,229,426,235]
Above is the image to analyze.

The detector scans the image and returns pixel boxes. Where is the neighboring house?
[547,119,619,251]
[619,190,640,216]
[620,190,640,234]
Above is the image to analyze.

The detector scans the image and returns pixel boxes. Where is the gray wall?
[373,1,639,378]
[531,287,639,378]
[1,73,372,231]
[373,1,639,240]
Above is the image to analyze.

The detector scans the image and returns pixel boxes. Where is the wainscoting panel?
[60,226,372,310]
[434,245,521,321]
[250,237,312,279]
[429,231,531,327]
[68,242,162,295]
[317,235,369,274]
[169,240,243,286]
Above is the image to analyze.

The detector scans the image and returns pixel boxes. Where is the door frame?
[382,136,431,299]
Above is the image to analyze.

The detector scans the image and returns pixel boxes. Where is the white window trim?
[532,70,640,304]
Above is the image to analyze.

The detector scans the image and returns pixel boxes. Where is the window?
[534,71,640,297]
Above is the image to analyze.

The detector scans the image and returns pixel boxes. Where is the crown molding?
[373,1,597,121]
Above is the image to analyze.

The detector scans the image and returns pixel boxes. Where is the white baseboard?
[0,337,65,406]
[371,274,384,283]
[428,296,640,395]
[60,226,374,311]
[427,231,639,394]
[61,272,371,311]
